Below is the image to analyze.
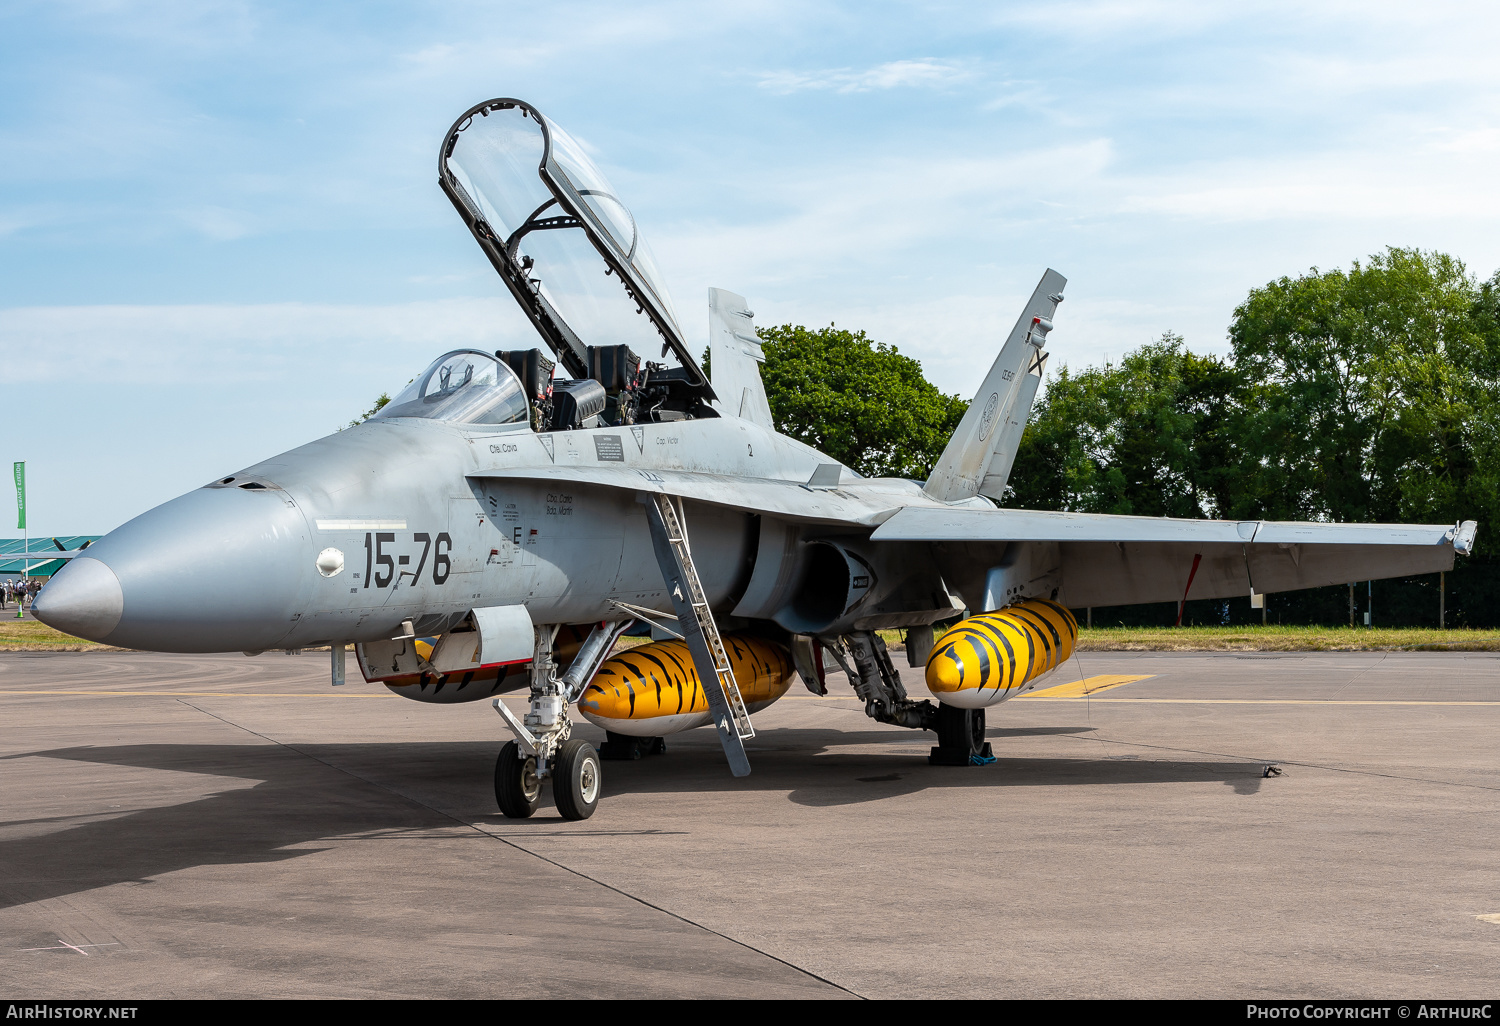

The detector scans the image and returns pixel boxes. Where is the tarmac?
[2,647,1498,999]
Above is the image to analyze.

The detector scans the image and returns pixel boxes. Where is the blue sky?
[6,1,1500,534]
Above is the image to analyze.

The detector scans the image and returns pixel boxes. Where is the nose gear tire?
[554,738,602,820]
[495,741,542,818]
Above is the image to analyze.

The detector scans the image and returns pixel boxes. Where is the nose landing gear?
[553,738,602,820]
[494,737,599,820]
[492,620,628,821]
[494,740,542,818]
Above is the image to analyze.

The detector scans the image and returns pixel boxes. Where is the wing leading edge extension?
[468,466,897,526]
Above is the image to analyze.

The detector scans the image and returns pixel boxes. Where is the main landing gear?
[599,731,666,760]
[491,620,628,821]
[822,630,993,766]
[928,704,993,766]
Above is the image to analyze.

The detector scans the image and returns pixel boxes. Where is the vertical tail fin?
[980,345,1047,500]
[707,288,775,428]
[922,269,1065,502]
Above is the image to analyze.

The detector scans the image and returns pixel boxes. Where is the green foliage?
[754,324,967,479]
[1011,247,1500,626]
[1227,247,1496,530]
[346,392,391,429]
[1014,248,1500,557]
[1009,334,1242,517]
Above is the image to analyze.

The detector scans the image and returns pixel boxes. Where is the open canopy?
[439,99,709,398]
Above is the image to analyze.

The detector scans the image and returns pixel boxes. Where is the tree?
[1227,247,1491,530]
[1008,334,1244,517]
[755,324,968,479]
[1008,248,1500,625]
[345,392,391,430]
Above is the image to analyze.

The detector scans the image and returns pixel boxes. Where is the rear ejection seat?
[497,348,556,431]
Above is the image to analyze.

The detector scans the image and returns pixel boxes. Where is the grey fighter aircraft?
[34,98,1478,820]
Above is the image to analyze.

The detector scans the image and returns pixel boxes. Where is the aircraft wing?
[468,466,897,526]
[872,506,1477,607]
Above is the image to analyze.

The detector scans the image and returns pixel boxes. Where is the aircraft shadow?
[0,733,1264,908]
[0,742,460,912]
[597,725,1269,807]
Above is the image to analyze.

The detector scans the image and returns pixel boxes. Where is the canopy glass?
[373,350,529,428]
[442,101,691,377]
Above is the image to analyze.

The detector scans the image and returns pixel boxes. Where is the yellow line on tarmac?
[1019,674,1155,699]
[0,690,394,698]
[7,691,1496,708]
[1015,697,1500,706]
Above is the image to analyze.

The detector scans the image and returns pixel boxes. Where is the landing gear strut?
[491,620,630,821]
[834,631,937,730]
[826,631,994,766]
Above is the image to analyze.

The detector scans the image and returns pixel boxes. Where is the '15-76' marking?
[363,531,451,588]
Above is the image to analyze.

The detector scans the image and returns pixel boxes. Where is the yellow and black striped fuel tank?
[925,598,1078,708]
[378,624,590,704]
[577,634,795,737]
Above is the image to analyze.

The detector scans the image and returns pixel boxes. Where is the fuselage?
[34,413,949,653]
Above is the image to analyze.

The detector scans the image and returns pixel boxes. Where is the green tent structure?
[0,536,100,580]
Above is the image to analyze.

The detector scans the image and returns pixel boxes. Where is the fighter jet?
[34,98,1478,820]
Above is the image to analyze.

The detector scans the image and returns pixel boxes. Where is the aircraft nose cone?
[32,557,125,642]
[63,485,312,652]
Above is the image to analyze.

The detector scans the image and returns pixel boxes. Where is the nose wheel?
[494,738,601,821]
[495,741,541,818]
[553,739,601,820]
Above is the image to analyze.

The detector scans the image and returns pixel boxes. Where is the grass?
[6,616,1498,655]
[0,616,121,651]
[1072,625,1500,652]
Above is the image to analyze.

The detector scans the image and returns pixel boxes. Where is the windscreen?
[443,105,683,362]
[372,350,529,428]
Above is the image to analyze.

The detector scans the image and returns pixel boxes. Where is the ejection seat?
[498,343,647,432]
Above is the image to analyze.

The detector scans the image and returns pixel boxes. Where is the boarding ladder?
[642,492,754,776]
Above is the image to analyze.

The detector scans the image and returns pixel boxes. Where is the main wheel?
[495,741,541,819]
[553,739,602,821]
[930,703,991,765]
[935,702,985,752]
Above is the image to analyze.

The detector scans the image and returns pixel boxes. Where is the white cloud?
[1116,147,1500,223]
[757,59,971,95]
[1433,129,1500,154]
[0,299,533,385]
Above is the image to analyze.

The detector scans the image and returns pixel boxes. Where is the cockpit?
[372,347,618,433]
[429,98,719,427]
[372,350,530,428]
